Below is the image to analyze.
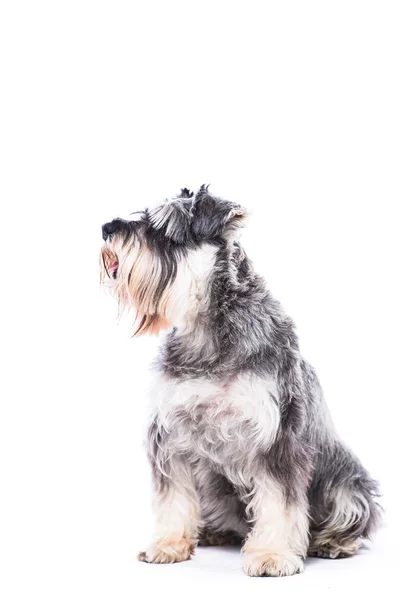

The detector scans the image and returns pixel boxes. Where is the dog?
[100,185,381,576]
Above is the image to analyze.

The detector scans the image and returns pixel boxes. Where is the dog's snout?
[102,221,118,241]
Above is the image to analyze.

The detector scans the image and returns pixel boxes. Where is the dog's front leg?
[242,477,309,577]
[139,454,200,564]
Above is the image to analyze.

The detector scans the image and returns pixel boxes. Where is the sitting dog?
[100,185,380,576]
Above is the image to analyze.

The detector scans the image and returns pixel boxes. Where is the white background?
[1,1,399,598]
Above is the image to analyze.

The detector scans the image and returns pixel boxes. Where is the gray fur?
[101,186,381,572]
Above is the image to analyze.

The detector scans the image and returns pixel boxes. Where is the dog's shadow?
[193,544,365,576]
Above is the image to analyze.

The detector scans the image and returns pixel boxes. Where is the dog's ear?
[190,185,247,241]
[177,187,194,199]
[149,198,191,244]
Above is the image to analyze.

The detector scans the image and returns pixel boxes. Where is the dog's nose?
[102,221,118,241]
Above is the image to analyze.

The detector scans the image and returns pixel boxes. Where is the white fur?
[151,458,200,542]
[242,476,308,576]
[139,454,200,564]
[149,372,280,488]
[174,244,218,327]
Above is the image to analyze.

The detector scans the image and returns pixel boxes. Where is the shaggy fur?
[100,185,381,576]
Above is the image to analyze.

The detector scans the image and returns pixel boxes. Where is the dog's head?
[100,186,247,334]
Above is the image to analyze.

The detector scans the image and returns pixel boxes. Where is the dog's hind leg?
[308,441,381,558]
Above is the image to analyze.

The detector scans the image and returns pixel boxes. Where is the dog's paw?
[138,538,194,564]
[242,551,304,577]
[308,539,360,559]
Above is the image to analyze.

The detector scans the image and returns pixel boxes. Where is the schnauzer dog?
[100,186,380,576]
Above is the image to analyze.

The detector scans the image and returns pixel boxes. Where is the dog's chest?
[151,373,280,464]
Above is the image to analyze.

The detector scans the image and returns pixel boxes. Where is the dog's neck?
[157,243,298,380]
[176,241,246,331]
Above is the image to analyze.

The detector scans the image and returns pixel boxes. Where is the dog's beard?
[100,236,177,335]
